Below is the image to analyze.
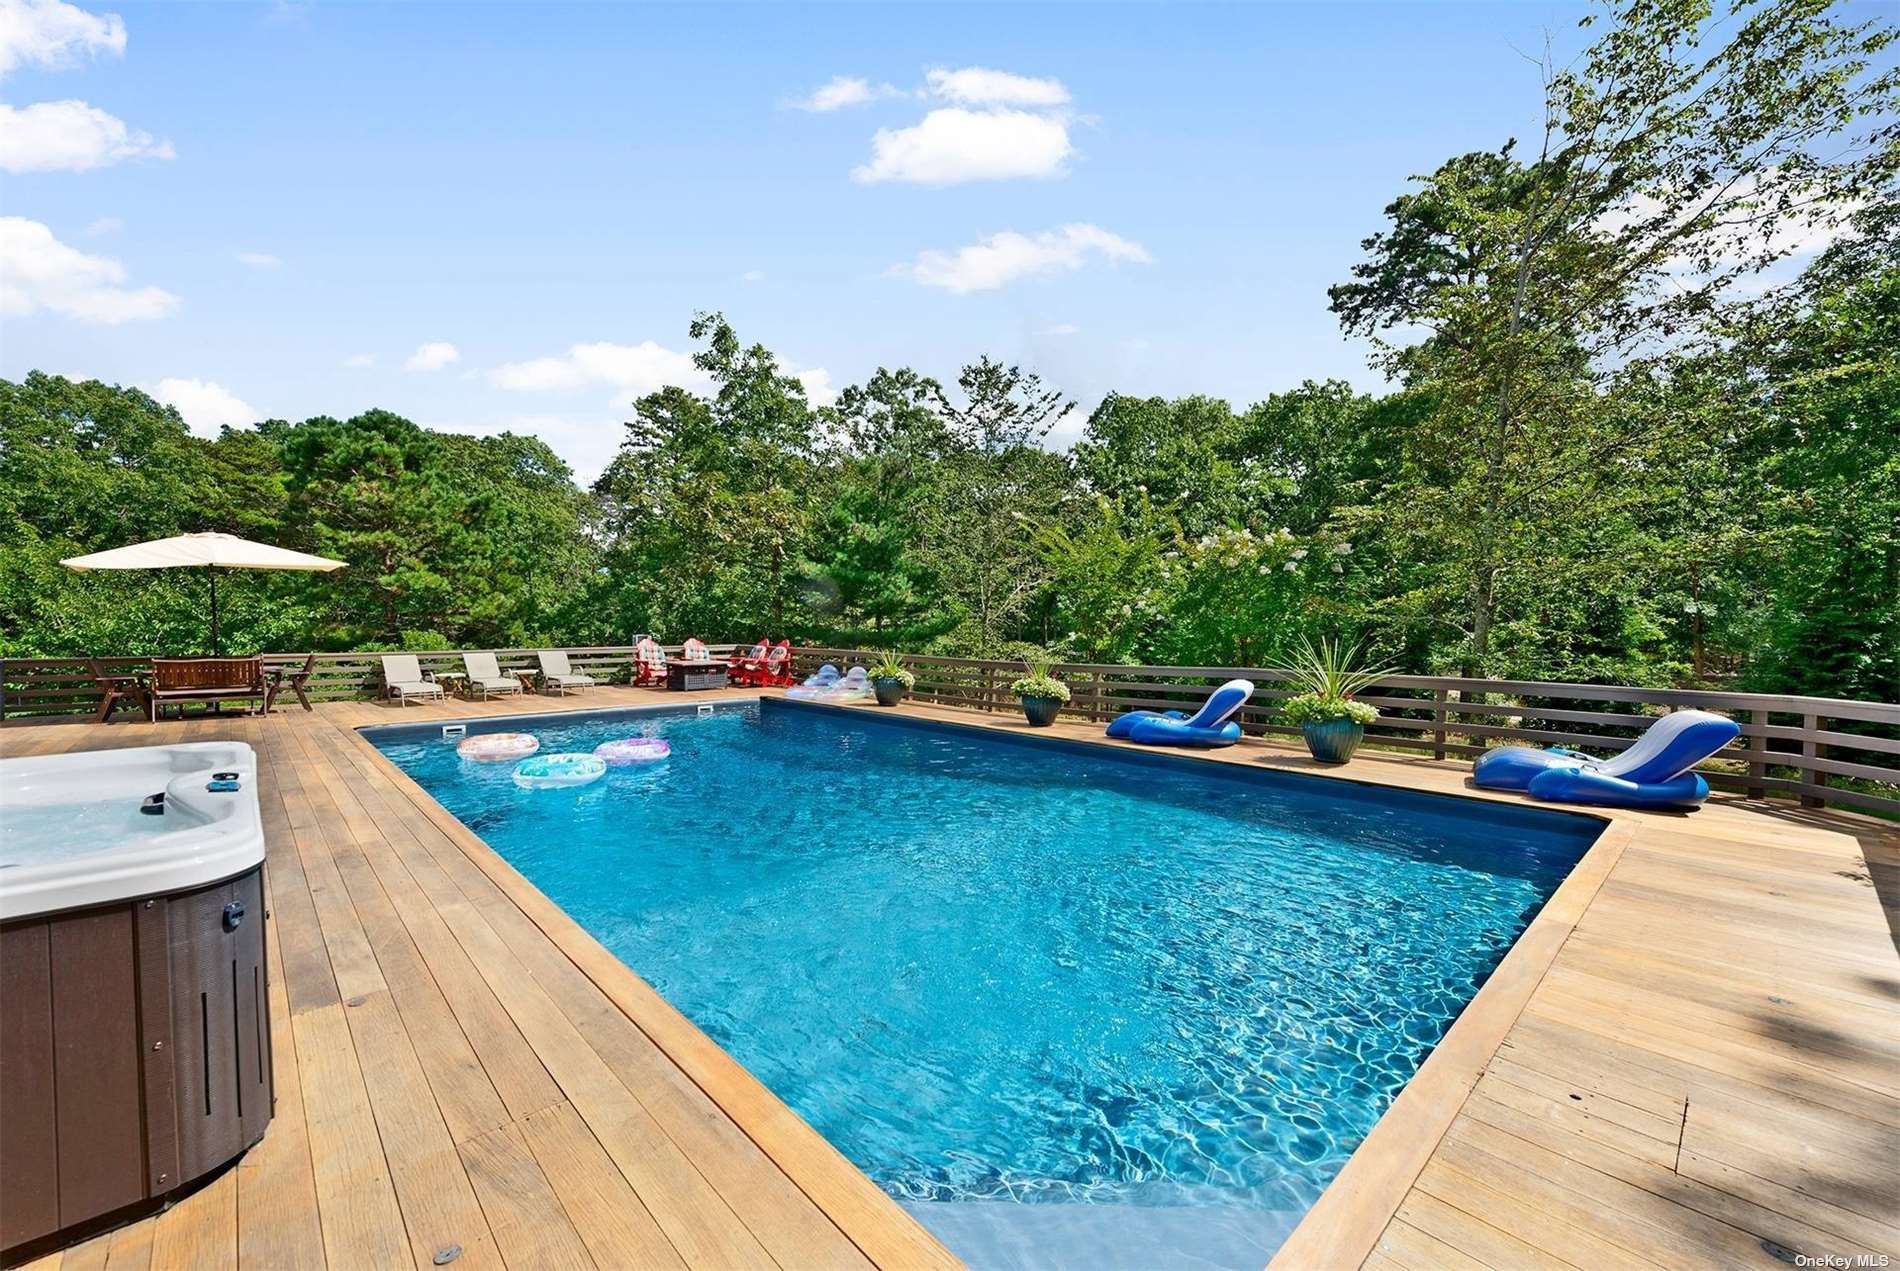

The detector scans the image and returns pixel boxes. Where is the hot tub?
[1,742,272,1261]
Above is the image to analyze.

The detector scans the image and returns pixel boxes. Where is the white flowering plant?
[869,652,915,689]
[1009,649,1072,702]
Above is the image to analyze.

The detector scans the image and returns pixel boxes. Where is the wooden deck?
[4,687,1897,1271]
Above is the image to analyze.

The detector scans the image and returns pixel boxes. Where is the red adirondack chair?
[728,638,770,685]
[632,637,668,686]
[756,640,795,687]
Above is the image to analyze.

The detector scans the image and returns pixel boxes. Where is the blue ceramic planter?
[1020,695,1063,727]
[873,678,906,707]
[1301,718,1365,764]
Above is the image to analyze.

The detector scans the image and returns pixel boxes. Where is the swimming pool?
[368,700,1599,1270]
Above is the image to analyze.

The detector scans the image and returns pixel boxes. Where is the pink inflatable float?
[457,732,540,762]
[593,737,671,765]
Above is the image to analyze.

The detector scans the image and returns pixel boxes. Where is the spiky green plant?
[870,651,915,689]
[1276,636,1390,725]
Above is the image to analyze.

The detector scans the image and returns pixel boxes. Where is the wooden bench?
[149,656,267,720]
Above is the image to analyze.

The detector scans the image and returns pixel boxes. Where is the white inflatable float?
[458,732,539,762]
[512,753,607,789]
[593,737,671,765]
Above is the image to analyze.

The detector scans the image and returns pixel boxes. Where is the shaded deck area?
[5,687,1897,1270]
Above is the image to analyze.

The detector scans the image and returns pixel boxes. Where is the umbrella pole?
[209,566,221,657]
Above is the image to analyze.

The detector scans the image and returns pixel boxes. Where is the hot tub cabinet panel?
[0,866,271,1260]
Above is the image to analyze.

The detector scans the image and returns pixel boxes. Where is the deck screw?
[144,899,157,909]
[157,1173,168,1184]
[153,1040,164,1051]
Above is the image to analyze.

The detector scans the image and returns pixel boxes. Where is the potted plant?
[870,651,914,706]
[1277,636,1390,763]
[1009,651,1071,727]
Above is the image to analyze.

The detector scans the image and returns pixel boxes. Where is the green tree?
[1331,0,1900,674]
[802,369,954,646]
[923,358,1075,655]
[277,410,476,644]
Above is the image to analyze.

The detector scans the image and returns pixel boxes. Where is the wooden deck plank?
[313,722,881,1271]
[235,850,325,1271]
[261,732,505,1271]
[455,1124,597,1271]
[283,729,565,1126]
[146,1164,236,1271]
[275,724,516,1145]
[513,1102,689,1271]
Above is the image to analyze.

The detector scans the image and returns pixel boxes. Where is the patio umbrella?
[61,531,344,655]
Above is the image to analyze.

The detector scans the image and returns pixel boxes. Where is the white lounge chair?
[462,651,522,699]
[381,654,445,706]
[537,650,596,695]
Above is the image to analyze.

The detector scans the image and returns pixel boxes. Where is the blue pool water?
[369,701,1597,1269]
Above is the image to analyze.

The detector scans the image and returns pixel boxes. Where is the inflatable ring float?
[457,732,539,762]
[593,737,671,765]
[512,753,607,789]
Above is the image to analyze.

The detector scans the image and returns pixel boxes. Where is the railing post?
[1432,687,1448,761]
[1801,712,1824,808]
[1746,709,1768,799]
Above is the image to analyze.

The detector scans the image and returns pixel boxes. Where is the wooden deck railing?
[795,647,1900,818]
[0,645,738,720]
[5,644,1894,816]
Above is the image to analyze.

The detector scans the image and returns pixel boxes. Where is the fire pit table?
[667,660,729,692]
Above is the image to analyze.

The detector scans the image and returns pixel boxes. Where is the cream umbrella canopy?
[61,532,344,656]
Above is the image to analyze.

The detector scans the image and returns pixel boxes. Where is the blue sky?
[3,0,1590,478]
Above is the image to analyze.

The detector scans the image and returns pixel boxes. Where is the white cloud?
[343,352,374,368]
[794,366,837,407]
[0,0,125,77]
[152,378,256,435]
[925,67,1069,108]
[0,99,174,172]
[489,340,704,394]
[82,214,121,236]
[450,412,627,485]
[0,215,176,322]
[740,269,764,283]
[1041,322,1081,336]
[403,341,460,372]
[890,223,1151,294]
[852,107,1072,185]
[235,250,280,268]
[787,75,901,112]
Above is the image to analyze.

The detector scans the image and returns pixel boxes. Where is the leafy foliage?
[2,1,1894,709]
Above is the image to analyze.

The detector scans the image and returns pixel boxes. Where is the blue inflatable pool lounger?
[1106,679,1255,748]
[1472,709,1740,810]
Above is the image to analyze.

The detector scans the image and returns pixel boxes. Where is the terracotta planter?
[873,677,906,707]
[1301,718,1365,764]
[1020,695,1064,727]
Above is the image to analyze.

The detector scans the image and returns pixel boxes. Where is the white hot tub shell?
[1,740,265,921]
